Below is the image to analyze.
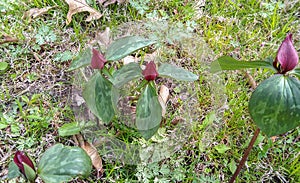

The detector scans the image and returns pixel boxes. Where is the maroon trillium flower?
[142,61,159,81]
[13,151,35,177]
[273,34,299,74]
[91,48,107,70]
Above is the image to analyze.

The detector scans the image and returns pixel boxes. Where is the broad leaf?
[95,73,118,123]
[67,48,91,71]
[210,56,274,73]
[82,73,101,120]
[158,63,198,81]
[58,122,81,136]
[249,75,300,136]
[112,62,142,88]
[83,72,117,124]
[38,144,92,183]
[105,36,156,61]
[23,163,37,182]
[8,161,21,179]
[136,84,162,140]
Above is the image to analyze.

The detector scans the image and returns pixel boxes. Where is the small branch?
[229,128,260,183]
[228,71,259,183]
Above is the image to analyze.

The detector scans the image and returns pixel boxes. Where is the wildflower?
[142,61,158,81]
[13,151,36,182]
[273,34,299,74]
[91,48,107,69]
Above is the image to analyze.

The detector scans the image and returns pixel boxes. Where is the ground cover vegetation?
[0,0,299,182]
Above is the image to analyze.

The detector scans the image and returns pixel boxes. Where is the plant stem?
[229,128,260,183]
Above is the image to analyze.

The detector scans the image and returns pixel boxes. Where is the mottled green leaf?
[83,72,118,124]
[249,75,300,136]
[82,73,101,120]
[105,36,156,61]
[67,48,91,71]
[58,122,81,136]
[158,63,198,81]
[23,163,36,182]
[210,56,274,73]
[95,73,117,123]
[38,144,92,183]
[112,62,143,88]
[8,161,21,179]
[136,84,162,140]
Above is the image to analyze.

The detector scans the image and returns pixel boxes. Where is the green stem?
[229,128,260,183]
[101,67,113,81]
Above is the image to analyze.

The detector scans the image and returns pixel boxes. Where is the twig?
[229,128,260,183]
[229,71,260,183]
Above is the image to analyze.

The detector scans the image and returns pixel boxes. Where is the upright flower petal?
[13,151,35,177]
[273,34,299,74]
[142,61,159,81]
[91,48,107,70]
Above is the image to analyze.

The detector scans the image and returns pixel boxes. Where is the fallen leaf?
[93,27,111,47]
[65,0,102,25]
[158,85,169,117]
[98,0,127,7]
[0,34,18,44]
[75,134,104,178]
[23,7,53,21]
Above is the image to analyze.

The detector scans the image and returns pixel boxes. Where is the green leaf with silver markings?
[136,83,162,140]
[249,74,300,136]
[8,161,21,179]
[112,62,143,88]
[38,144,92,183]
[67,48,91,71]
[158,63,198,81]
[23,163,37,182]
[105,36,156,61]
[58,122,81,136]
[83,72,118,124]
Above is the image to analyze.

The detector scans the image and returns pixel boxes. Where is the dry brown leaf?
[98,0,126,7]
[23,7,53,21]
[75,134,104,178]
[92,27,111,47]
[65,0,102,25]
[0,34,18,44]
[158,85,169,117]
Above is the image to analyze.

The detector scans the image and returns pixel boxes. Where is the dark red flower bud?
[142,61,158,81]
[91,48,107,70]
[273,34,299,74]
[13,151,35,177]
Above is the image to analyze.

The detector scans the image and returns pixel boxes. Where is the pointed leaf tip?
[274,34,299,74]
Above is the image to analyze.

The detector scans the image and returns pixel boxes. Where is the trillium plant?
[68,36,198,139]
[211,33,300,182]
[8,144,92,183]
